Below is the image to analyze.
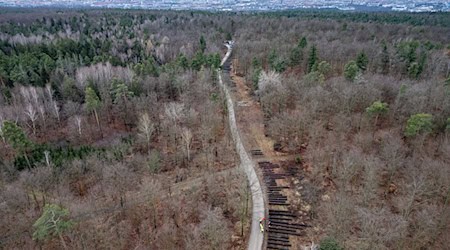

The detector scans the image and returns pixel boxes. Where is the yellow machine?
[259,218,265,233]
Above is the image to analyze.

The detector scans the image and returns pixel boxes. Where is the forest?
[0,8,449,250]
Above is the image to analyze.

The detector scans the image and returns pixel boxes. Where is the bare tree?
[323,191,355,241]
[44,150,51,167]
[380,134,406,184]
[164,102,184,123]
[400,170,431,219]
[24,103,38,135]
[140,179,162,229]
[138,112,155,153]
[356,207,407,249]
[52,101,60,123]
[257,70,282,94]
[195,207,231,250]
[164,102,185,150]
[181,127,193,162]
[74,116,82,136]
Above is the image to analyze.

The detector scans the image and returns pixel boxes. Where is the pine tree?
[252,58,262,90]
[225,32,232,41]
[85,86,102,137]
[2,121,33,169]
[411,51,427,79]
[344,60,359,81]
[356,51,369,71]
[191,51,205,71]
[33,204,74,250]
[212,53,221,69]
[307,45,318,73]
[111,79,133,104]
[320,237,344,250]
[380,42,390,74]
[289,47,303,66]
[199,35,206,53]
[177,54,189,69]
[268,49,277,69]
[405,113,433,137]
[366,101,389,136]
[298,37,307,49]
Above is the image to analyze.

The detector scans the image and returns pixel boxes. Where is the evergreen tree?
[406,43,417,68]
[446,118,450,132]
[380,41,390,74]
[252,67,262,90]
[307,45,318,73]
[273,59,286,73]
[289,46,303,66]
[251,57,262,90]
[317,61,331,76]
[191,51,205,71]
[2,121,33,169]
[33,204,74,249]
[252,57,261,68]
[268,49,277,69]
[366,101,389,136]
[320,237,344,250]
[356,51,369,71]
[409,51,427,79]
[344,60,359,81]
[298,37,307,49]
[405,113,433,137]
[111,79,133,103]
[304,60,331,85]
[177,54,189,70]
[199,35,206,53]
[408,62,420,79]
[85,86,102,137]
[133,57,159,77]
[225,32,232,41]
[212,53,221,69]
[289,37,307,66]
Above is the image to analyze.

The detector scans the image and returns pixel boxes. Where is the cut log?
[269,229,303,236]
[267,237,290,243]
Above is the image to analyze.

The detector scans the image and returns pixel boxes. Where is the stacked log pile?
[258,161,309,250]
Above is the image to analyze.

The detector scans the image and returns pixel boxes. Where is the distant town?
[0,0,449,12]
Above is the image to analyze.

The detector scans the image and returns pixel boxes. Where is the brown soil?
[230,67,320,249]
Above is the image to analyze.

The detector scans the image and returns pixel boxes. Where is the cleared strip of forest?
[218,43,265,250]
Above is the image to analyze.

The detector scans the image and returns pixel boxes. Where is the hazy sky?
[5,0,450,2]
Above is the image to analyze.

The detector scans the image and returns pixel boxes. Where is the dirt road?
[219,43,265,250]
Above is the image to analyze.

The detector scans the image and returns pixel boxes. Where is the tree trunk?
[32,121,36,135]
[372,115,379,138]
[93,109,103,138]
[24,153,32,170]
[153,203,157,229]
[186,145,190,162]
[32,190,40,210]
[58,231,68,250]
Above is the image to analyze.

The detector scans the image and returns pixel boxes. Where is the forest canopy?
[0,8,449,250]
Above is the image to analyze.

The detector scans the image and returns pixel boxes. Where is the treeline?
[261,9,450,28]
